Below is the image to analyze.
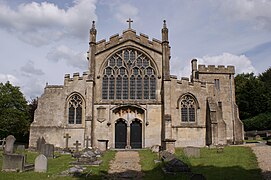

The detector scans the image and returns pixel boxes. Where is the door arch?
[130,119,142,149]
[115,119,127,148]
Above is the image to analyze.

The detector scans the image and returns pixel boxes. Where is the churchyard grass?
[0,150,116,180]
[140,146,262,180]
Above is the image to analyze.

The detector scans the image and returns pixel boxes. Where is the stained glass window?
[102,49,157,100]
[180,95,196,122]
[68,94,83,124]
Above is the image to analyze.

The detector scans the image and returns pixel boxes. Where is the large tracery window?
[102,49,157,100]
[180,95,196,122]
[68,94,83,124]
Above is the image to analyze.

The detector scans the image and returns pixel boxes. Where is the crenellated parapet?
[198,65,235,74]
[172,76,207,88]
[95,29,162,54]
[64,71,90,86]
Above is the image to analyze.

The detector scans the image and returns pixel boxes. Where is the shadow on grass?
[70,164,264,180]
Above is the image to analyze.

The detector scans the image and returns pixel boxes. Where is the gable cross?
[127,18,133,29]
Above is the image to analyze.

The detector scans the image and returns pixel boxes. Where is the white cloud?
[176,53,256,78]
[0,0,97,46]
[46,45,87,70]
[219,0,271,30]
[21,77,45,100]
[114,3,139,24]
[0,74,18,85]
[21,60,45,76]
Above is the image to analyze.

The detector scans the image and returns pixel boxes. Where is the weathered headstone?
[151,145,160,153]
[35,154,47,172]
[183,146,200,158]
[84,136,91,151]
[41,144,54,158]
[36,137,46,152]
[73,141,81,153]
[16,145,25,152]
[2,154,25,172]
[63,133,71,151]
[4,135,16,154]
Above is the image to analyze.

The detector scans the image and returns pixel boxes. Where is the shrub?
[243,113,271,131]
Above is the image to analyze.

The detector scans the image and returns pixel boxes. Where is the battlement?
[64,71,90,85]
[173,76,207,88]
[198,65,235,74]
[95,29,162,54]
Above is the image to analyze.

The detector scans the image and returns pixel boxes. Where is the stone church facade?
[29,20,244,151]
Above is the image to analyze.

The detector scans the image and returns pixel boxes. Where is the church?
[29,20,244,152]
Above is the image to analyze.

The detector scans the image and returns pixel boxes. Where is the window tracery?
[68,94,83,124]
[102,49,156,100]
[180,95,196,122]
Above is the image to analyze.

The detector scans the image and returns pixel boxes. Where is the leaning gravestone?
[41,144,54,158]
[35,154,47,172]
[36,137,46,152]
[4,135,16,154]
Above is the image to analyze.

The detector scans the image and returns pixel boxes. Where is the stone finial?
[163,20,167,29]
[91,21,95,29]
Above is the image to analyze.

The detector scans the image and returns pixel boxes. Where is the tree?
[28,97,38,123]
[235,73,268,120]
[259,67,271,112]
[0,82,30,140]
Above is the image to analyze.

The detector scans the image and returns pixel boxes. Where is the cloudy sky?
[0,0,270,100]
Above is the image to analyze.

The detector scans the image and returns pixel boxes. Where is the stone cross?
[127,18,133,29]
[85,136,90,150]
[73,141,81,153]
[63,133,71,149]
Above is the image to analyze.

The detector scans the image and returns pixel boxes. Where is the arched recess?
[66,92,86,126]
[177,93,199,123]
[115,118,127,149]
[99,46,160,100]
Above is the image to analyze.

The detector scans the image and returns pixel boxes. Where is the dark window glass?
[136,76,142,99]
[116,76,122,99]
[69,106,75,124]
[180,95,196,122]
[76,106,82,124]
[144,76,149,99]
[102,49,157,100]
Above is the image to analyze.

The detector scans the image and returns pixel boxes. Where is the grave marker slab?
[36,137,46,152]
[35,154,47,172]
[4,135,16,154]
[41,144,54,158]
[183,146,200,158]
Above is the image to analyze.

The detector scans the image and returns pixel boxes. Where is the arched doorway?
[130,119,142,149]
[115,119,127,148]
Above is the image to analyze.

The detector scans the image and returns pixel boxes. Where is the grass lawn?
[139,146,262,180]
[0,150,116,180]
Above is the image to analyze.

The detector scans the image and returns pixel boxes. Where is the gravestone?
[35,154,47,172]
[160,150,190,173]
[41,144,54,158]
[73,141,81,153]
[151,145,160,153]
[84,136,91,151]
[2,154,25,172]
[63,133,71,152]
[4,135,16,154]
[183,146,200,158]
[36,137,46,152]
[16,145,25,152]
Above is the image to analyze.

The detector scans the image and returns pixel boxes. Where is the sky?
[0,0,271,100]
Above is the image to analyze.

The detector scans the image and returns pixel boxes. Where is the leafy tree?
[259,67,271,112]
[243,113,271,131]
[28,98,38,123]
[235,73,268,120]
[0,82,30,140]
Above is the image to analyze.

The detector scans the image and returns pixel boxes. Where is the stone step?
[24,164,34,171]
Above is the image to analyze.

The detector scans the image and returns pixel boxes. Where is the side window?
[214,79,220,91]
[68,94,83,124]
[180,94,197,122]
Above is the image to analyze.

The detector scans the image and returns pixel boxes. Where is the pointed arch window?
[180,95,197,122]
[102,49,157,100]
[68,94,83,124]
